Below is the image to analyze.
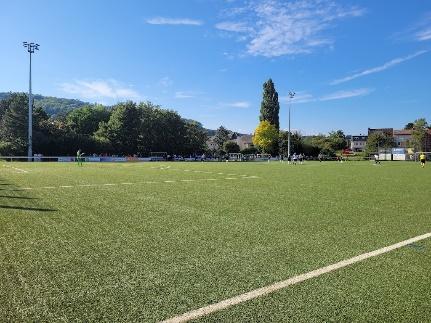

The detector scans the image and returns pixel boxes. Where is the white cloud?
[60,79,141,101]
[416,28,431,41]
[226,101,250,108]
[280,88,372,104]
[331,50,428,85]
[215,0,364,57]
[146,17,203,26]
[175,91,196,99]
[319,88,373,101]
[158,76,173,88]
[215,22,251,32]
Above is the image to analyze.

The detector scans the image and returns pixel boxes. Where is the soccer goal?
[413,152,431,162]
[256,153,271,161]
[228,153,243,161]
[150,152,167,161]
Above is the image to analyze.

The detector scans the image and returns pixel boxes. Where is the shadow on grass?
[0,176,55,212]
[0,205,56,212]
[0,195,38,199]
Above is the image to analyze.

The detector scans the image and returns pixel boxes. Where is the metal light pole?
[23,42,40,161]
[287,91,295,159]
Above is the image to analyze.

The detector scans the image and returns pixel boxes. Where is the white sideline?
[161,232,431,323]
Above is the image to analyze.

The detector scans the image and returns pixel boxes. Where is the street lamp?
[287,90,295,159]
[23,42,40,161]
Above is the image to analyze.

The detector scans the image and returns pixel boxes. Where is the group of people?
[280,153,305,164]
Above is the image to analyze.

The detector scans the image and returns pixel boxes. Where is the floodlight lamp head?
[23,41,28,47]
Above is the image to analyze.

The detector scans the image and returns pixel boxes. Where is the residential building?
[350,135,368,152]
[368,128,393,137]
[234,134,254,150]
[393,130,412,148]
[206,136,218,151]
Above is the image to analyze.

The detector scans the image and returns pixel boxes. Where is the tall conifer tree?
[259,79,280,131]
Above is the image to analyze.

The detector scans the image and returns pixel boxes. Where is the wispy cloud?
[280,88,372,104]
[146,17,203,26]
[60,79,141,101]
[175,91,197,99]
[226,101,250,108]
[216,0,364,57]
[320,88,373,101]
[395,12,431,42]
[331,50,428,85]
[158,76,173,88]
[215,22,251,32]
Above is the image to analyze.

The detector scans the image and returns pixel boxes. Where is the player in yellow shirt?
[419,153,426,168]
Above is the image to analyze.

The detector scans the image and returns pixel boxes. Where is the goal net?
[228,153,243,161]
[413,152,431,162]
[150,152,167,161]
[256,154,271,161]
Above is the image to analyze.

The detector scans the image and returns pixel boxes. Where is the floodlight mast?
[287,91,295,159]
[23,42,39,161]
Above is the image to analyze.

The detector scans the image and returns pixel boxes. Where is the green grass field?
[1,161,430,322]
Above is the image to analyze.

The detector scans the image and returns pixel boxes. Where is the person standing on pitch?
[420,152,426,168]
[374,154,380,165]
[76,149,84,167]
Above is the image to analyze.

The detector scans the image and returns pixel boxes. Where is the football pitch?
[1,161,430,322]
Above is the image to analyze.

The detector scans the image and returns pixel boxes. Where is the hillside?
[0,92,88,116]
[0,92,231,135]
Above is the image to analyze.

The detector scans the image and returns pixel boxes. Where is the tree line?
[0,93,208,156]
[250,79,430,156]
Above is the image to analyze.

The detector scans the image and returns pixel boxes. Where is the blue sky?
[1,0,430,135]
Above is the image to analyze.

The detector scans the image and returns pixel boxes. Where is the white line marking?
[9,176,259,191]
[2,165,29,173]
[161,232,431,323]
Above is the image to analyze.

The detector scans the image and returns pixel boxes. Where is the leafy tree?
[214,126,231,151]
[0,93,29,155]
[327,130,347,151]
[366,132,395,153]
[404,122,414,130]
[95,102,140,155]
[223,141,240,153]
[411,118,428,152]
[183,121,208,155]
[259,79,280,130]
[279,130,303,155]
[253,120,278,154]
[66,105,110,135]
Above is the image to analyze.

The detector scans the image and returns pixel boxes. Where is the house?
[350,135,368,152]
[368,128,393,137]
[393,129,431,151]
[234,135,254,150]
[206,136,218,151]
[393,130,412,148]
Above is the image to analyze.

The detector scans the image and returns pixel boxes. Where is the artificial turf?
[0,161,430,322]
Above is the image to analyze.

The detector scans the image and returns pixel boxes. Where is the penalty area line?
[161,231,431,323]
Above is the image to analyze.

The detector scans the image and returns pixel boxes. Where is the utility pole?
[287,90,295,159]
[23,42,40,161]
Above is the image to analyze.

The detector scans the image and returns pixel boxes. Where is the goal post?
[256,153,271,161]
[228,153,243,161]
[413,152,431,162]
[150,152,168,161]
